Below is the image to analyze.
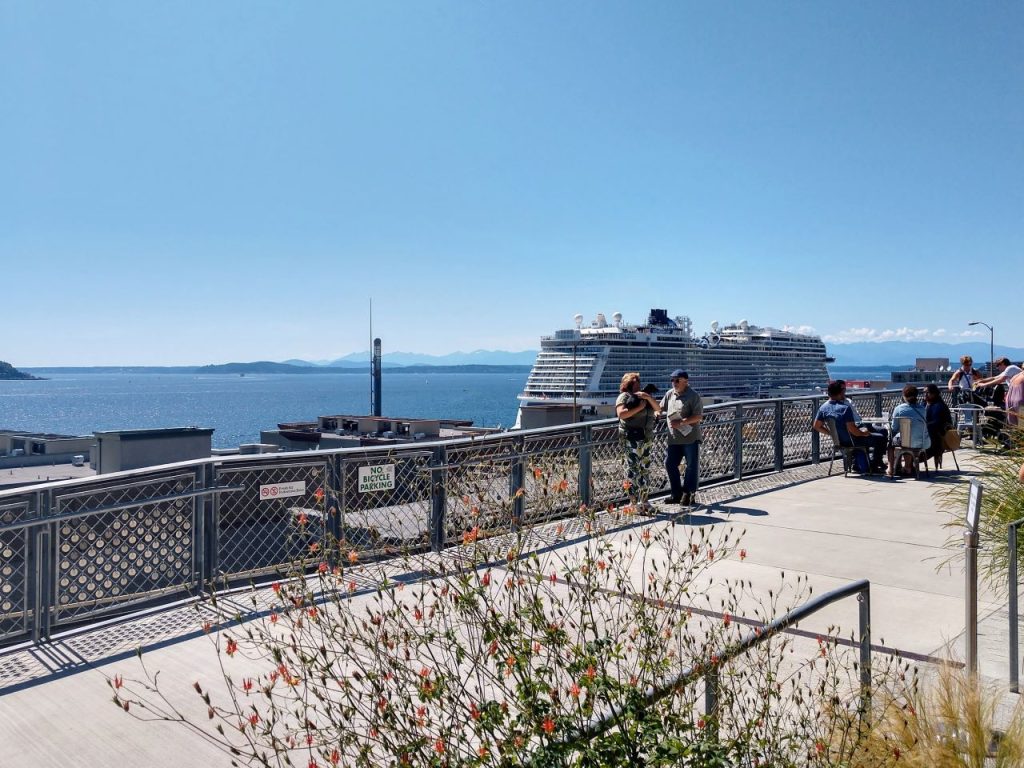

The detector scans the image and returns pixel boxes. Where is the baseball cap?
[670,369,688,379]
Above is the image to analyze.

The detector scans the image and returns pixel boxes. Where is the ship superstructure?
[516,309,832,428]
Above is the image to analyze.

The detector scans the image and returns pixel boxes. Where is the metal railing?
[1009,515,1024,692]
[0,388,928,649]
[557,579,872,750]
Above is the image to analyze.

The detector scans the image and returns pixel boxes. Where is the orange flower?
[622,479,632,491]
[314,487,325,501]
[297,512,308,526]
[271,582,281,594]
[462,526,479,545]
[112,674,123,689]
[542,717,556,734]
[533,467,544,479]
[739,548,747,561]
[569,682,581,698]
[434,738,445,754]
[557,478,569,492]
[481,571,491,587]
[723,612,731,627]
[318,561,328,573]
[347,550,359,564]
[225,638,238,657]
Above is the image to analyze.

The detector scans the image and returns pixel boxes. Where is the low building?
[260,414,499,451]
[0,430,95,469]
[93,427,214,474]
[890,358,954,386]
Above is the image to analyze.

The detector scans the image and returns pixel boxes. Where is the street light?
[968,321,994,375]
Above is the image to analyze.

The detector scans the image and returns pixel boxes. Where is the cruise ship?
[516,309,832,429]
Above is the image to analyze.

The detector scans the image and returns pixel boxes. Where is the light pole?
[968,321,994,375]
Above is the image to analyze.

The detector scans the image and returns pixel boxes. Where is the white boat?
[516,309,832,429]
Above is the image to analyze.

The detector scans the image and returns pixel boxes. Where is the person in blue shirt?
[887,384,931,478]
[813,381,887,472]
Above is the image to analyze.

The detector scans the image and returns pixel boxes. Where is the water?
[0,373,529,449]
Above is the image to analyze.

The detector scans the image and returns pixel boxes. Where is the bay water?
[0,373,529,449]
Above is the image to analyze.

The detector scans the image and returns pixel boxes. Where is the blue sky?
[2,1,1021,365]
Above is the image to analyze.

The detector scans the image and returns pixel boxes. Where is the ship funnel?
[595,313,607,328]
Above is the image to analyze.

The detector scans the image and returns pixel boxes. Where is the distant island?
[0,361,42,380]
[24,362,532,375]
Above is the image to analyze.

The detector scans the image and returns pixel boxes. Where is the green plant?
[938,426,1024,593]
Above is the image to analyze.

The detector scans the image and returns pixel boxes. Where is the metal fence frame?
[552,579,872,752]
[0,388,936,649]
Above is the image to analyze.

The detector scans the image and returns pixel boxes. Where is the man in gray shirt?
[660,369,703,506]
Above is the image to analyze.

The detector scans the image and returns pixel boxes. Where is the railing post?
[965,528,980,674]
[1010,523,1019,693]
[430,445,447,552]
[578,424,592,508]
[874,391,883,418]
[733,404,744,481]
[858,586,872,716]
[327,454,343,550]
[704,664,720,742]
[195,463,209,592]
[774,400,785,472]
[510,435,525,530]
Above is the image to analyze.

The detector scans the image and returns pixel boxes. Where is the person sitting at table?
[887,384,931,478]
[813,381,887,473]
[923,383,953,463]
[836,379,889,443]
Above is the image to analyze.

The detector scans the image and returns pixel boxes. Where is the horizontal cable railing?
[0,388,939,648]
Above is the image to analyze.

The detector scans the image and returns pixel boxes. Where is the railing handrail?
[563,578,872,746]
[0,387,929,502]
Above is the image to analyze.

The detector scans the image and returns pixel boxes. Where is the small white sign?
[358,464,396,493]
[259,481,306,500]
[966,480,983,533]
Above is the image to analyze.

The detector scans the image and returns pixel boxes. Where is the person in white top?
[975,357,1023,389]
[948,355,983,426]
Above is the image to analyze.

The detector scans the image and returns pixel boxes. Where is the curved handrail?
[559,578,871,747]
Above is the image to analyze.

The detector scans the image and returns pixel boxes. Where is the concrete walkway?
[0,453,1018,767]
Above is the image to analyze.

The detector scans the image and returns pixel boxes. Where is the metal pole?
[704,665,720,742]
[578,423,592,508]
[774,401,784,472]
[430,445,447,552]
[858,586,872,716]
[965,528,980,674]
[1011,523,1020,692]
[733,404,744,480]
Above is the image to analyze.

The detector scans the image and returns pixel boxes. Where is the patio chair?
[824,418,871,477]
[894,417,930,480]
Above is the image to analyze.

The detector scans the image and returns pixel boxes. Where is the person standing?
[615,372,660,509]
[948,355,983,429]
[661,369,703,506]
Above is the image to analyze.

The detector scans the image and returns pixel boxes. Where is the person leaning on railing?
[1004,368,1024,428]
[813,380,888,473]
[948,354,983,426]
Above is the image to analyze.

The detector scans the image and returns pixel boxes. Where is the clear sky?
[2,1,1021,365]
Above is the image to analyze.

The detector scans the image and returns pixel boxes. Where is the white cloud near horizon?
[823,327,986,343]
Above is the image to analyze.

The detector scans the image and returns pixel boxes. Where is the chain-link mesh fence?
[2,389,937,647]
[214,459,329,582]
[339,450,433,557]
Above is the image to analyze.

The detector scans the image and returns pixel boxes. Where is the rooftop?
[0,452,1016,766]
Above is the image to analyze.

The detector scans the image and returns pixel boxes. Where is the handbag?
[625,426,646,441]
[943,428,961,451]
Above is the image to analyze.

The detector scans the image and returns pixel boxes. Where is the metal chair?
[894,417,931,480]
[824,418,871,477]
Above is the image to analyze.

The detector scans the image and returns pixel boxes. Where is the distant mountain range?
[16,341,1024,374]
[282,350,539,368]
